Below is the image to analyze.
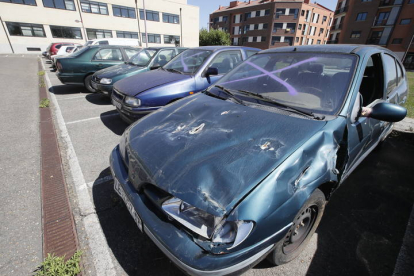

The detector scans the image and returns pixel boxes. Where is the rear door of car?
[91,47,125,71]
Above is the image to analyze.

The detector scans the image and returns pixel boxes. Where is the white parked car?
[84,38,140,47]
[51,45,82,68]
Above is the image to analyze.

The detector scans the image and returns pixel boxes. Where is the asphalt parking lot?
[39,56,414,276]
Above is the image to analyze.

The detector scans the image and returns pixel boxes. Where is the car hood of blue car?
[95,63,146,79]
[126,93,327,217]
[114,69,191,96]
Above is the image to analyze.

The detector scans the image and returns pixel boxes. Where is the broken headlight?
[162,197,254,250]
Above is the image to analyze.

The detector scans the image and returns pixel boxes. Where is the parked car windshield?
[70,46,89,57]
[128,49,157,66]
[214,52,357,115]
[163,49,212,74]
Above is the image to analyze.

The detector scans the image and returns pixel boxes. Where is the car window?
[55,44,62,49]
[128,49,157,66]
[154,49,175,67]
[246,50,259,58]
[209,51,243,75]
[383,54,397,95]
[164,49,212,74]
[98,40,109,45]
[214,52,357,115]
[359,54,384,105]
[125,48,140,59]
[93,48,123,61]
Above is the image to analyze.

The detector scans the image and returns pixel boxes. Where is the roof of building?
[212,0,333,14]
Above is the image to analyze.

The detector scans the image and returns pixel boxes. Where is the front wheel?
[267,188,326,265]
[84,74,96,93]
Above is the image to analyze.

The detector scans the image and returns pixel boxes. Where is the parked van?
[85,38,139,47]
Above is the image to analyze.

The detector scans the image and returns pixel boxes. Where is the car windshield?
[70,46,89,57]
[128,49,157,66]
[213,52,357,116]
[163,49,212,74]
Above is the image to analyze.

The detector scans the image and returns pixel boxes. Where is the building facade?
[329,0,414,67]
[209,0,333,50]
[0,0,199,53]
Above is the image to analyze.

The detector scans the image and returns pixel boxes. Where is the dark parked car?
[110,45,408,275]
[111,46,260,123]
[56,45,140,92]
[91,47,187,96]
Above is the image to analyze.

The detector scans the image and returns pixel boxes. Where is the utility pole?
[75,0,87,42]
[142,0,148,47]
[0,16,14,53]
[180,8,183,47]
[135,0,142,47]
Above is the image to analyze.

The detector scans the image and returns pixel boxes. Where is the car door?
[91,47,125,71]
[195,50,243,90]
[346,53,385,172]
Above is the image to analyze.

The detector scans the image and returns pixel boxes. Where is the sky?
[187,0,337,30]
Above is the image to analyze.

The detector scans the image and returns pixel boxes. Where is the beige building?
[0,0,199,53]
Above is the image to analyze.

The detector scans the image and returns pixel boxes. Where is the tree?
[199,28,231,46]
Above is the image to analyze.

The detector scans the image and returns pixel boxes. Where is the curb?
[38,59,79,260]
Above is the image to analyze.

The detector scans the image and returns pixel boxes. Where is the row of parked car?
[48,43,409,275]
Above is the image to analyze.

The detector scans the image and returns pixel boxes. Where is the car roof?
[260,44,392,55]
[88,45,140,49]
[145,47,188,50]
[189,46,260,52]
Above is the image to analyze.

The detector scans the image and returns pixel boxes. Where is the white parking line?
[57,95,87,100]
[41,61,117,276]
[66,113,119,125]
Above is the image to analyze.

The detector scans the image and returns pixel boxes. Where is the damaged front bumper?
[109,146,285,275]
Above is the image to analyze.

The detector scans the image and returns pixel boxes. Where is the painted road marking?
[41,60,117,276]
[65,113,119,125]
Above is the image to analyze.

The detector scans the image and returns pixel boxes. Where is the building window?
[223,16,228,22]
[356,12,367,21]
[322,15,327,23]
[113,5,136,18]
[116,31,138,39]
[392,38,403,44]
[361,0,372,2]
[253,36,257,42]
[163,13,179,24]
[289,8,299,19]
[142,33,161,43]
[244,25,250,33]
[298,24,302,30]
[317,40,321,44]
[43,0,75,10]
[265,9,270,16]
[400,18,411,25]
[139,9,159,21]
[295,37,299,42]
[244,12,251,20]
[0,0,36,6]
[301,10,305,16]
[50,25,82,39]
[80,1,108,15]
[263,23,268,29]
[275,9,285,18]
[350,31,361,38]
[409,0,414,3]
[164,35,180,44]
[6,22,46,37]
[86,28,112,39]
[375,12,389,25]
[262,36,266,42]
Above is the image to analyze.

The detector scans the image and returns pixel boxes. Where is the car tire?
[267,188,326,266]
[84,74,96,93]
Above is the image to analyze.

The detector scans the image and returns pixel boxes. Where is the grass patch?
[34,251,82,276]
[38,71,45,76]
[39,98,50,108]
[407,71,414,118]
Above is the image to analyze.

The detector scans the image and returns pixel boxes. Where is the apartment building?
[0,0,199,53]
[329,0,414,67]
[209,0,333,49]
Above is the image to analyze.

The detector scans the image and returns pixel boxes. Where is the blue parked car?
[110,45,407,275]
[111,46,260,123]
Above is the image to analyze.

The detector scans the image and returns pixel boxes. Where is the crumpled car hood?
[113,69,191,97]
[127,93,326,217]
[95,63,145,79]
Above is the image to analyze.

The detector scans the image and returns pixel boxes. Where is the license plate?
[112,99,122,109]
[114,178,143,232]
[91,81,98,89]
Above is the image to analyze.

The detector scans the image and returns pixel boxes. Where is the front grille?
[113,89,125,101]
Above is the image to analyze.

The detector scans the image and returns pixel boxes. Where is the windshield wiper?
[235,89,325,120]
[166,68,183,74]
[214,85,245,106]
[127,62,136,66]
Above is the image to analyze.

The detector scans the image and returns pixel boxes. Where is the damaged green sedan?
[110,45,408,275]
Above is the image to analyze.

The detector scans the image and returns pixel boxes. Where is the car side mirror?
[150,64,161,70]
[369,102,407,122]
[204,67,218,78]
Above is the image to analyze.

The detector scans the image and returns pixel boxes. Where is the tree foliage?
[199,28,231,46]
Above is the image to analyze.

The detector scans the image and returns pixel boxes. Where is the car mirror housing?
[204,67,218,78]
[370,102,407,122]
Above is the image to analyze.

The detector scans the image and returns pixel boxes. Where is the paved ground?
[0,55,42,275]
[40,56,414,276]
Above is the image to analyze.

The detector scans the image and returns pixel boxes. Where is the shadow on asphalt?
[49,85,89,95]
[92,131,414,276]
[100,110,128,136]
[307,131,414,276]
[86,93,112,106]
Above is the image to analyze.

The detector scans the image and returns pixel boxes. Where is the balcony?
[367,37,381,44]
[379,0,402,7]
[273,28,295,34]
[335,6,348,15]
[275,14,298,21]
[373,19,389,26]
[327,39,339,44]
[270,41,292,47]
